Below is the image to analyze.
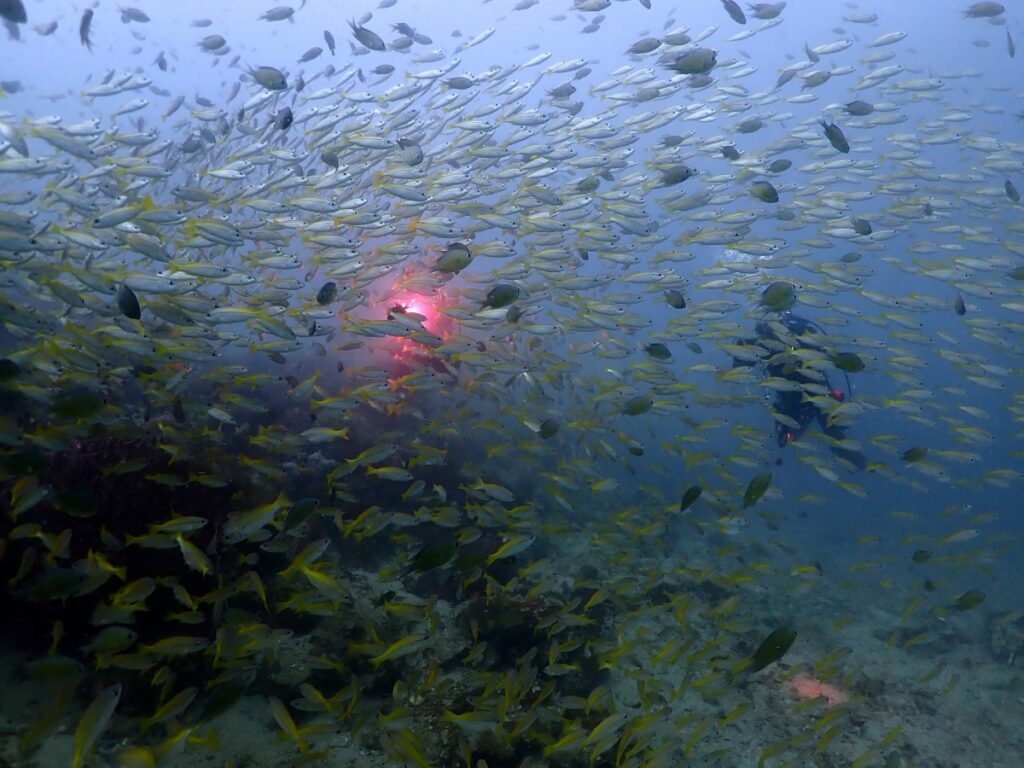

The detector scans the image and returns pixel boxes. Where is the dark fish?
[538,418,559,439]
[664,289,686,309]
[0,0,26,24]
[645,343,671,360]
[411,537,457,573]
[323,29,335,54]
[742,472,772,508]
[444,76,475,90]
[737,117,762,134]
[902,447,927,462]
[622,395,653,416]
[679,485,702,512]
[659,164,694,186]
[747,627,797,673]
[832,352,865,373]
[119,7,150,23]
[912,550,931,564]
[249,66,288,91]
[767,158,791,173]
[298,46,322,63]
[750,181,779,203]
[316,281,338,305]
[950,589,985,612]
[953,292,967,316]
[116,284,141,319]
[667,48,717,75]
[761,281,796,311]
[844,100,874,116]
[963,3,1004,18]
[748,2,786,19]
[0,357,21,380]
[199,677,253,724]
[349,19,385,51]
[284,498,321,532]
[52,389,105,419]
[274,107,293,130]
[820,119,850,153]
[1005,180,1020,202]
[172,394,186,423]
[721,0,746,24]
[850,217,872,236]
[79,8,94,51]
[483,284,520,309]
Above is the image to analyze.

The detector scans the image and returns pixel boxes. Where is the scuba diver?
[733,311,867,471]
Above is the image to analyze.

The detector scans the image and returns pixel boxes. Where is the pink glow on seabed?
[786,675,850,708]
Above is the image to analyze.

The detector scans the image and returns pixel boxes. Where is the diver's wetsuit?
[736,313,867,470]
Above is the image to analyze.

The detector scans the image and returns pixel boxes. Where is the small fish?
[720,0,746,24]
[249,66,288,91]
[679,485,702,512]
[349,19,385,51]
[746,627,797,673]
[411,537,457,572]
[953,292,967,316]
[832,352,865,373]
[963,3,1005,19]
[71,684,122,768]
[845,100,874,116]
[434,242,473,273]
[79,8,94,51]
[950,589,986,612]
[820,119,850,153]
[119,7,150,23]
[274,107,293,130]
[324,29,336,55]
[1006,180,1020,202]
[316,281,337,305]
[622,395,652,416]
[761,281,796,311]
[538,418,559,439]
[742,472,772,508]
[750,181,779,203]
[667,48,717,75]
[116,284,141,320]
[0,0,27,24]
[645,343,671,360]
[664,289,686,309]
[850,217,872,236]
[902,447,927,462]
[482,284,520,309]
[261,6,295,22]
